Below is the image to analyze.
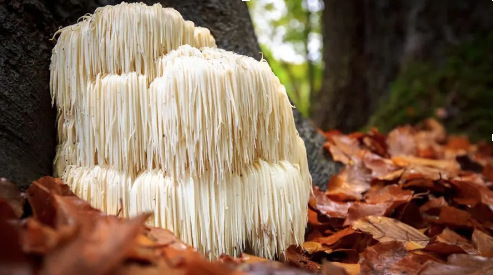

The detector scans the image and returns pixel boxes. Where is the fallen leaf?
[386,126,417,157]
[400,165,456,181]
[360,241,434,275]
[313,227,356,247]
[313,193,353,219]
[0,178,24,218]
[41,211,149,275]
[26,177,75,227]
[392,156,460,172]
[362,152,399,179]
[472,229,493,257]
[21,218,60,254]
[450,179,493,209]
[239,253,269,264]
[302,241,323,254]
[364,184,413,211]
[285,245,320,272]
[344,202,392,226]
[483,164,493,183]
[455,155,483,173]
[0,207,32,275]
[242,261,314,275]
[324,134,361,165]
[420,197,448,216]
[326,166,371,201]
[424,228,478,255]
[353,216,429,249]
[320,261,348,275]
[329,262,360,275]
[446,136,470,151]
[428,206,482,229]
[420,254,493,275]
[359,128,389,157]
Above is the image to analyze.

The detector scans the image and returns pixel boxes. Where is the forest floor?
[2,118,493,274]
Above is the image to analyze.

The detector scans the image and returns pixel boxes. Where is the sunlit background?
[248,0,323,116]
[248,0,493,140]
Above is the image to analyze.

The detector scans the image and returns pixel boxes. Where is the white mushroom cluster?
[51,2,311,259]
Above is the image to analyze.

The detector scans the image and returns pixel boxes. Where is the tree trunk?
[311,0,367,132]
[0,0,57,189]
[1,0,337,189]
[312,0,493,132]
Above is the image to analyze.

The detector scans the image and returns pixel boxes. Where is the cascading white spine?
[50,2,311,260]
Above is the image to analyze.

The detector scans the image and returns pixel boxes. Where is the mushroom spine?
[50,2,311,259]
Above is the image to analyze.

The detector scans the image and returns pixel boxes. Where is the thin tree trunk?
[311,0,367,132]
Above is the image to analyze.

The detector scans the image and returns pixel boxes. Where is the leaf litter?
[2,118,493,274]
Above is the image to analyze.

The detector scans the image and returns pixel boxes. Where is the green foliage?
[261,47,322,115]
[247,0,323,117]
[369,35,493,140]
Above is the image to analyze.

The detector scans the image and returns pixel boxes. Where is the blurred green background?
[248,0,493,140]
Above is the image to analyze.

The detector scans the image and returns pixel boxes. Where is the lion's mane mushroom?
[50,3,311,259]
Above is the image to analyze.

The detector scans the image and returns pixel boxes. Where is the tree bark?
[1,0,337,189]
[312,0,493,133]
[311,0,367,132]
[0,0,57,189]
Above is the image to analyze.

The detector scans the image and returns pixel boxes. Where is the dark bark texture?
[0,0,57,189]
[312,0,367,133]
[313,0,493,132]
[1,0,336,189]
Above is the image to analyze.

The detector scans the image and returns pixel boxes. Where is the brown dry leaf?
[145,226,184,247]
[326,166,371,201]
[239,253,269,264]
[343,202,392,226]
[307,207,325,227]
[472,229,493,257]
[119,250,242,275]
[241,261,313,275]
[329,262,360,275]
[392,155,460,172]
[313,227,356,246]
[450,179,493,209]
[26,177,75,227]
[312,227,375,254]
[0,205,32,274]
[446,136,471,151]
[362,152,399,179]
[428,206,482,229]
[483,164,493,183]
[401,165,456,182]
[302,241,323,254]
[424,228,478,255]
[359,128,389,157]
[402,178,436,191]
[420,118,447,143]
[285,245,320,272]
[378,168,406,181]
[353,216,429,249]
[320,261,348,275]
[420,254,493,275]
[312,191,353,219]
[420,197,449,216]
[365,184,413,210]
[386,126,417,157]
[41,210,149,275]
[360,241,435,275]
[325,134,362,165]
[128,226,191,263]
[0,178,24,218]
[21,218,60,254]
